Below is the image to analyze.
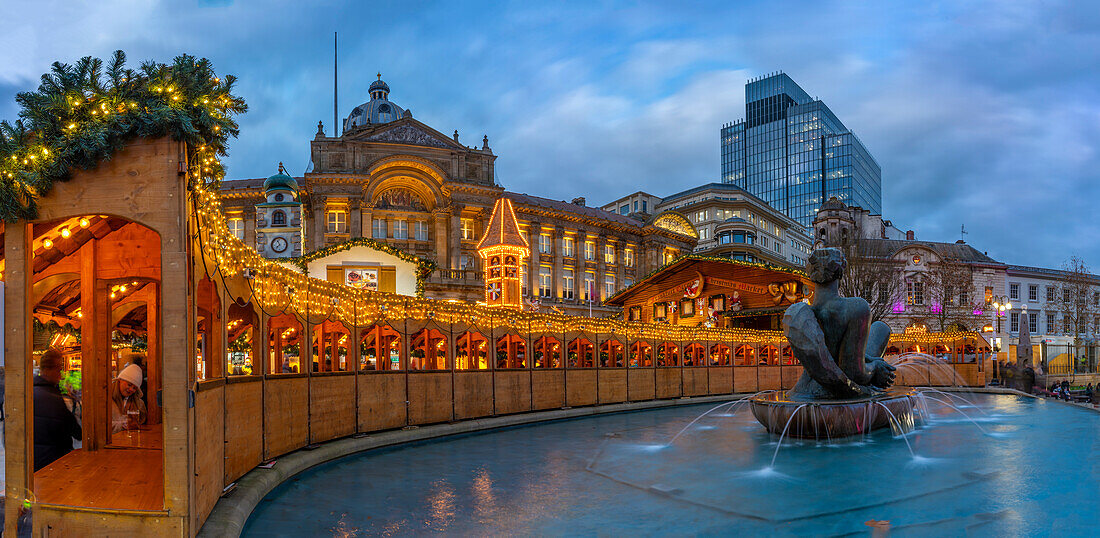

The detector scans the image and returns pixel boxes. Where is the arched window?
[360,324,401,371]
[631,341,653,367]
[568,338,595,368]
[456,331,489,370]
[271,210,286,226]
[735,344,755,366]
[533,336,562,368]
[709,344,731,366]
[683,343,705,366]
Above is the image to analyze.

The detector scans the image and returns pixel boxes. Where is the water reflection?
[242,393,1100,536]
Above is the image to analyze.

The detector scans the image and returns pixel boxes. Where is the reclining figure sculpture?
[784,248,897,400]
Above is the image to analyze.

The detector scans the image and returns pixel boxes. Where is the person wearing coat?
[110,363,148,434]
[33,349,81,471]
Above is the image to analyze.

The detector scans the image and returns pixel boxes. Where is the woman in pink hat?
[110,363,147,433]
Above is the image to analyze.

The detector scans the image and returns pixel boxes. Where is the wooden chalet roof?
[605,255,812,310]
[477,197,529,251]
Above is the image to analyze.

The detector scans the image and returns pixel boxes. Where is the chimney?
[906,230,915,241]
[572,197,586,206]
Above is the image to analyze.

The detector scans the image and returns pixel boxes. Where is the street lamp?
[991,296,1012,333]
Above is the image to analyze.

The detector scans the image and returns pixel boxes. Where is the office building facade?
[721,73,881,228]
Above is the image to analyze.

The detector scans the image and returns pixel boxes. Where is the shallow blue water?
[242,394,1100,536]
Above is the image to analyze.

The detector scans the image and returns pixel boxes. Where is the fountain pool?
[242,392,1100,536]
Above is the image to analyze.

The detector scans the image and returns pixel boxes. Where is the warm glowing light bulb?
[120,285,127,292]
[60,228,71,238]
[79,217,89,227]
[42,239,53,249]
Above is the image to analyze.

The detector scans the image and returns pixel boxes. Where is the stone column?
[243,206,257,249]
[362,206,373,239]
[450,208,462,270]
[349,198,362,238]
[312,197,326,249]
[433,208,450,269]
[552,226,564,301]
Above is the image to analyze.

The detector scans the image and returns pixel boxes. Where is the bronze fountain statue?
[750,248,918,439]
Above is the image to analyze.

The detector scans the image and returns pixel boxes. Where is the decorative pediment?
[359,121,456,149]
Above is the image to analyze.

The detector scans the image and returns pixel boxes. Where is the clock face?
[271,237,288,253]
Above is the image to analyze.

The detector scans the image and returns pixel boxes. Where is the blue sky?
[2,0,1098,270]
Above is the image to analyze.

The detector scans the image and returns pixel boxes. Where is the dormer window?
[272,210,287,227]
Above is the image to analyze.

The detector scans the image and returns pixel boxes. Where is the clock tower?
[256,163,303,259]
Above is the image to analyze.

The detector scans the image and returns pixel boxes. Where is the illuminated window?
[624,248,634,267]
[562,268,575,299]
[326,210,346,233]
[584,241,595,261]
[985,286,993,304]
[227,217,244,239]
[584,271,596,301]
[539,234,552,254]
[604,245,615,264]
[563,236,575,257]
[539,266,552,297]
[604,274,615,298]
[520,265,528,295]
[907,281,924,305]
[663,249,678,265]
[461,218,476,240]
[372,219,386,238]
[414,221,429,241]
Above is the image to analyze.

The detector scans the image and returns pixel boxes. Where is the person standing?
[33,349,82,471]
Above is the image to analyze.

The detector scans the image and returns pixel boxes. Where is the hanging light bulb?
[60,228,71,238]
[42,239,53,249]
[79,217,90,228]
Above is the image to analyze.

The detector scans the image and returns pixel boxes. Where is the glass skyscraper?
[721,73,881,228]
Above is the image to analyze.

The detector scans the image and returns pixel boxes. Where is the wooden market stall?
[604,255,815,331]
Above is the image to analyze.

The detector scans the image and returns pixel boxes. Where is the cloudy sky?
[2,0,1097,270]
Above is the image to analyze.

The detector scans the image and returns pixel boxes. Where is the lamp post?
[991,296,1012,334]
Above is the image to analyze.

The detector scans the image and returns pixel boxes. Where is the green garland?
[605,252,808,303]
[291,237,438,297]
[0,50,246,221]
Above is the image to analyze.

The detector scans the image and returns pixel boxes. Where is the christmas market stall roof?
[477,196,529,251]
[605,255,813,312]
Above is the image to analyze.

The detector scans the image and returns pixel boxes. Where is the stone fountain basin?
[750,388,919,440]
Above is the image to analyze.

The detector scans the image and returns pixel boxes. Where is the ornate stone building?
[219,77,696,315]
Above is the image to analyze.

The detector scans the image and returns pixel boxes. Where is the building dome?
[264,164,298,193]
[344,74,405,131]
[820,196,846,211]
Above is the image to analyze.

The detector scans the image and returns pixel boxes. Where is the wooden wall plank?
[597,370,627,404]
[565,370,598,407]
[531,370,565,410]
[358,373,407,432]
[656,368,681,399]
[492,371,531,415]
[708,368,733,395]
[193,385,224,531]
[309,375,356,444]
[734,367,758,393]
[263,377,309,459]
[224,380,263,484]
[453,372,493,420]
[758,366,782,391]
[407,373,453,425]
[627,369,656,401]
[683,368,708,397]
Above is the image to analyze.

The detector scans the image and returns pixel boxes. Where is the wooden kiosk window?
[30,216,165,512]
[268,313,303,373]
[683,343,705,366]
[735,344,756,366]
[196,277,222,380]
[568,337,595,368]
[601,339,624,367]
[410,328,448,371]
[631,341,653,367]
[312,319,352,372]
[656,342,679,366]
[710,344,731,366]
[456,331,489,370]
[496,334,527,369]
[781,345,795,365]
[761,345,781,365]
[533,336,562,368]
[227,301,258,375]
[360,324,402,370]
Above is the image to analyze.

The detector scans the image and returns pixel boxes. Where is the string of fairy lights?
[192,184,987,347]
